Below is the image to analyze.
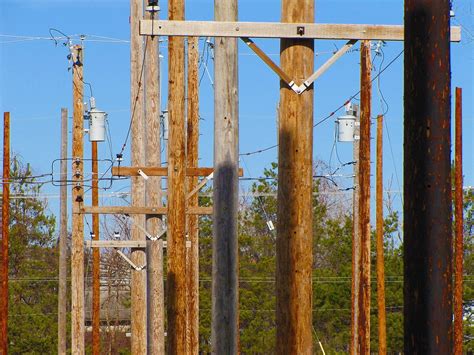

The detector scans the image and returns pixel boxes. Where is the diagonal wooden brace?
[241,37,299,93]
[298,39,358,93]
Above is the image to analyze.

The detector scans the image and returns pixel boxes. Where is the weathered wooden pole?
[454,87,464,354]
[213,0,239,352]
[130,0,147,352]
[276,0,314,353]
[358,40,371,355]
[404,0,453,352]
[58,108,68,355]
[91,140,100,355]
[145,4,165,355]
[186,36,200,354]
[167,0,187,352]
[350,105,360,355]
[71,45,85,354]
[376,114,386,355]
[0,112,10,355]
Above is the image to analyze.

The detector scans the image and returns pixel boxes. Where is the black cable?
[49,28,70,46]
[118,39,149,157]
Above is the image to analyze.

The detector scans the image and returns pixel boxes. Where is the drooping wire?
[82,80,94,98]
[375,44,389,116]
[49,28,71,47]
[241,156,276,235]
[239,48,404,157]
[118,38,149,157]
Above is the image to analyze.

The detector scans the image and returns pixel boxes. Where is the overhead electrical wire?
[239,48,404,157]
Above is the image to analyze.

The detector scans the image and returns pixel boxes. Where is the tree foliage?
[5,158,57,354]
[4,158,473,353]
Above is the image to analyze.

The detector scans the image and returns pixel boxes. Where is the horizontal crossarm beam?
[112,166,243,177]
[85,240,147,248]
[76,206,213,215]
[85,240,191,249]
[140,20,461,42]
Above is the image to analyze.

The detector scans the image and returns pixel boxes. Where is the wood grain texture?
[130,0,147,352]
[276,1,314,353]
[71,45,85,355]
[454,87,464,355]
[112,166,242,177]
[144,7,165,354]
[1,112,10,355]
[404,1,453,350]
[350,104,360,355]
[186,36,200,355]
[167,0,187,353]
[79,206,212,215]
[376,115,386,355]
[212,0,240,353]
[91,141,100,355]
[58,108,68,355]
[358,40,372,355]
[140,20,461,42]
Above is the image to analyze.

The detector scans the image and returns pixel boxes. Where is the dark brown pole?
[91,141,100,355]
[454,87,464,354]
[404,0,453,352]
[71,45,85,354]
[276,0,314,353]
[186,36,200,354]
[167,0,186,352]
[358,40,371,355]
[58,108,68,355]
[213,0,239,352]
[376,114,386,354]
[0,112,10,355]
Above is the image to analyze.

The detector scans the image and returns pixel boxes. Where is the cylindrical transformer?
[88,108,107,142]
[337,114,356,142]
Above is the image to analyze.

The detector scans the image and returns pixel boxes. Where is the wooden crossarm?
[112,166,243,177]
[76,206,213,215]
[140,20,461,42]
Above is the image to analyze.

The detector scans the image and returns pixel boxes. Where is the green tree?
[5,158,57,353]
[462,187,474,350]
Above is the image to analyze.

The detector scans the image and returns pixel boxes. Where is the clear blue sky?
[0,0,472,229]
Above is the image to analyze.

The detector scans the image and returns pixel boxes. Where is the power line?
[239,48,404,157]
[118,38,149,157]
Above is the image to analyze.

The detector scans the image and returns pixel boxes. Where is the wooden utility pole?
[454,87,464,354]
[91,140,100,355]
[186,36,200,354]
[167,0,187,352]
[1,112,10,355]
[213,0,239,352]
[71,45,85,354]
[375,114,386,354]
[58,108,68,355]
[130,0,147,353]
[350,104,360,355]
[404,1,453,352]
[358,40,371,355]
[276,0,314,353]
[145,6,165,353]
